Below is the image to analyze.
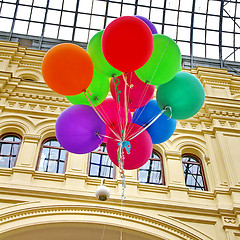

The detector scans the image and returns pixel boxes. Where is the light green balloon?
[66,71,110,107]
[156,72,205,120]
[136,34,181,85]
[87,30,122,78]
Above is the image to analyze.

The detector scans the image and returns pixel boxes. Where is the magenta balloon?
[134,16,158,34]
[96,98,132,142]
[110,72,155,109]
[107,123,152,170]
[55,105,105,154]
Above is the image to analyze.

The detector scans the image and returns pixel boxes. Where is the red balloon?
[96,98,132,142]
[107,123,153,170]
[110,72,155,109]
[102,16,154,72]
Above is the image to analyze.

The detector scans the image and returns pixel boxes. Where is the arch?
[172,135,207,161]
[0,115,33,136]
[0,203,213,240]
[35,120,56,141]
[14,68,44,82]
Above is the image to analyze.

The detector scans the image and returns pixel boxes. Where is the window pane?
[49,148,59,160]
[16,5,31,20]
[150,8,163,22]
[90,15,104,29]
[12,144,20,156]
[0,157,10,168]
[108,2,121,17]
[100,166,110,178]
[0,18,13,32]
[47,160,57,173]
[34,0,47,7]
[89,164,100,176]
[139,170,148,183]
[61,12,75,26]
[44,24,59,38]
[28,22,43,36]
[122,4,135,16]
[90,153,101,164]
[102,155,111,166]
[49,0,63,10]
[92,0,106,14]
[58,161,65,173]
[31,7,46,22]
[1,144,11,155]
[78,0,92,13]
[63,0,77,11]
[58,26,73,40]
[47,10,61,24]
[151,160,161,170]
[1,3,16,18]
[149,171,160,184]
[60,150,66,160]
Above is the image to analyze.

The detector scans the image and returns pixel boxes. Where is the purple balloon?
[134,16,158,34]
[55,105,105,154]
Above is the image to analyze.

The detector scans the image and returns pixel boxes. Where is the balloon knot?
[118,141,131,154]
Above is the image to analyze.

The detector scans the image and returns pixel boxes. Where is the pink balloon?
[107,123,153,170]
[110,72,155,109]
[96,98,132,142]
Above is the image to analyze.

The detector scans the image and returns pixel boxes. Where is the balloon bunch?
[42,16,205,171]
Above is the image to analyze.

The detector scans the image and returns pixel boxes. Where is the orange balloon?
[42,43,93,96]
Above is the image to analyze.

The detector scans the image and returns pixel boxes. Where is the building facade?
[0,40,240,240]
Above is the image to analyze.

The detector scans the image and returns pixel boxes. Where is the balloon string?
[84,92,121,141]
[96,96,123,141]
[122,73,129,141]
[117,142,126,240]
[126,39,171,138]
[98,133,119,141]
[149,38,171,84]
[127,107,171,140]
[113,76,125,140]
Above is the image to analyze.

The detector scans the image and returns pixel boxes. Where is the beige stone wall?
[0,41,240,240]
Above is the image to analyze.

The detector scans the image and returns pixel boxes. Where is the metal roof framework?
[0,0,239,73]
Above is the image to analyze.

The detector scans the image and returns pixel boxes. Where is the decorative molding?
[223,217,236,224]
[0,204,213,240]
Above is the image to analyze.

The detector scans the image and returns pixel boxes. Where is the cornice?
[0,204,213,240]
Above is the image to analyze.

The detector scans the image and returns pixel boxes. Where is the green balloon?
[66,71,110,107]
[135,34,181,85]
[87,30,122,78]
[154,64,182,90]
[156,72,205,120]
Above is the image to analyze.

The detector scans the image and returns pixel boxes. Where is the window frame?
[182,153,208,191]
[138,149,165,185]
[0,133,22,168]
[88,143,115,179]
[36,137,68,174]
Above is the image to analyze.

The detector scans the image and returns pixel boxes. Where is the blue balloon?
[133,100,176,144]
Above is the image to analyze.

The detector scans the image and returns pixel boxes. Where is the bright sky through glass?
[0,0,239,62]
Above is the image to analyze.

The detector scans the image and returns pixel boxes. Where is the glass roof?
[0,0,239,72]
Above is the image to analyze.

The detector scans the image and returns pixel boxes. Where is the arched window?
[0,134,21,168]
[182,154,207,191]
[138,150,164,185]
[37,139,67,174]
[89,144,113,179]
